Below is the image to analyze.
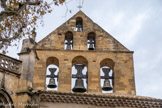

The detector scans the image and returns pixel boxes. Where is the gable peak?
[72,10,90,19]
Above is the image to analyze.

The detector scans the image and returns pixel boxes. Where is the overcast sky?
[5,0,162,99]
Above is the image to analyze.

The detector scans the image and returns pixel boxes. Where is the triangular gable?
[36,11,129,52]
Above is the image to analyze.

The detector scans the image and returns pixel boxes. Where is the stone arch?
[87,32,96,50]
[71,56,88,93]
[46,57,59,90]
[46,57,59,67]
[87,32,96,39]
[64,31,73,50]
[100,58,115,70]
[0,89,14,108]
[85,31,97,38]
[100,58,115,93]
[65,31,73,40]
[72,56,88,67]
[76,17,83,32]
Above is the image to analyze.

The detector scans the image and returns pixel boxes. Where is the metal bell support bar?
[72,64,88,93]
[46,68,58,88]
[65,38,72,50]
[101,68,113,91]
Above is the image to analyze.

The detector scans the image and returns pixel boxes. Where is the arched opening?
[71,56,88,93]
[46,57,59,90]
[100,58,114,93]
[75,17,83,32]
[0,90,14,108]
[87,32,96,50]
[0,93,8,108]
[64,31,73,50]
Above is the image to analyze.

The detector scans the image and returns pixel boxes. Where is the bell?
[88,44,94,50]
[88,39,94,50]
[72,78,86,93]
[76,23,82,32]
[47,78,57,88]
[66,39,71,50]
[66,44,71,50]
[102,79,113,91]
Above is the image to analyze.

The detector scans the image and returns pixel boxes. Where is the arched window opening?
[0,94,8,108]
[64,31,73,50]
[100,59,114,93]
[46,57,59,90]
[0,90,14,108]
[76,17,83,32]
[71,56,88,93]
[87,32,96,50]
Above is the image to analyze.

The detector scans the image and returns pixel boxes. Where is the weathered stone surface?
[36,11,129,52]
[33,50,135,94]
[32,11,136,95]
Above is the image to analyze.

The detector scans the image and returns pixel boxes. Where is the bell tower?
[33,10,136,95]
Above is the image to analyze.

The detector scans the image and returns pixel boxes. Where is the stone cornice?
[35,49,134,53]
[39,91,162,108]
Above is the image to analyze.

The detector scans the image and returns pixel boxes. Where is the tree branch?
[0,0,7,10]
[0,23,26,42]
[0,1,40,22]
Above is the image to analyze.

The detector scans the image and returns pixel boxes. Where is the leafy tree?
[0,0,65,54]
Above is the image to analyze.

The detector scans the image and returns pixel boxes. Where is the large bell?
[102,79,113,91]
[47,78,57,88]
[72,78,86,93]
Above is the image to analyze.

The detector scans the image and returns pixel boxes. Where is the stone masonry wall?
[33,50,135,95]
[33,11,136,95]
[36,11,128,52]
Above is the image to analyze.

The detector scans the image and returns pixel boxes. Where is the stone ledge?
[35,49,134,53]
[38,91,162,108]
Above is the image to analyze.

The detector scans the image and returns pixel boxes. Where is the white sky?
[4,0,162,99]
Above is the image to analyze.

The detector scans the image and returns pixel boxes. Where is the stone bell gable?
[33,10,135,95]
[36,11,129,52]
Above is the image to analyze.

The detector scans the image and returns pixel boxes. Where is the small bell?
[88,38,94,50]
[72,78,86,93]
[76,23,82,32]
[102,79,113,91]
[47,78,57,88]
[66,39,72,50]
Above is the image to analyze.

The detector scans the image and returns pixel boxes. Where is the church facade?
[0,11,162,108]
